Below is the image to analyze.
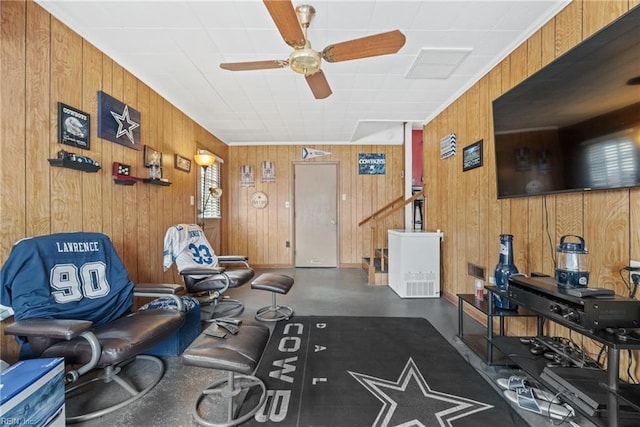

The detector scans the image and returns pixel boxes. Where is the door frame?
[292,161,340,267]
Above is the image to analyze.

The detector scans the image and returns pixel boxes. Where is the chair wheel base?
[255,305,293,322]
[65,355,165,424]
[193,374,266,427]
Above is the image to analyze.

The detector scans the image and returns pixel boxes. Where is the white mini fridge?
[388,229,443,298]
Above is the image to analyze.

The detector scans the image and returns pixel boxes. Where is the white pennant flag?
[302,147,331,160]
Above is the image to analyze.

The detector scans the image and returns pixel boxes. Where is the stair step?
[375,248,388,258]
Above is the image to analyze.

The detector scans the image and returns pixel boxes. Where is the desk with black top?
[488,278,640,427]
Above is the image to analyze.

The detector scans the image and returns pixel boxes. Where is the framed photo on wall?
[462,139,483,171]
[174,154,191,172]
[58,102,90,149]
[144,145,162,167]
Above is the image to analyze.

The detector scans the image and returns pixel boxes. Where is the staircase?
[359,190,425,285]
[361,248,388,285]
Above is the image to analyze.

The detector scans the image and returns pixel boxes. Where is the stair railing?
[358,190,426,282]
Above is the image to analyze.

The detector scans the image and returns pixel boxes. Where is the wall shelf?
[143,178,171,186]
[48,158,101,173]
[113,178,137,186]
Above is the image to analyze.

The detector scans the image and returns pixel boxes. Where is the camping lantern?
[555,235,589,288]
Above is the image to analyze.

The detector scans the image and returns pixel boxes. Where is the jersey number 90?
[50,262,111,303]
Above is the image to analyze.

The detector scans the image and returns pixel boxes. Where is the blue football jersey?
[0,232,133,326]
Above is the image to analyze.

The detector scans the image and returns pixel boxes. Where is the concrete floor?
[70,267,584,427]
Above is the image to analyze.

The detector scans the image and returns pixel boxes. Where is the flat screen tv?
[492,5,640,199]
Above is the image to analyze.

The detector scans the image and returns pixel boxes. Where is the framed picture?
[462,139,483,171]
[58,102,90,149]
[174,154,191,172]
[144,145,162,167]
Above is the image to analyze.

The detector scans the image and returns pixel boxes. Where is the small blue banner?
[358,153,386,175]
[97,91,141,150]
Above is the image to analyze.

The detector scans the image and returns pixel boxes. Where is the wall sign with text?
[358,153,386,175]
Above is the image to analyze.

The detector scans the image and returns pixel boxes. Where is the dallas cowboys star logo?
[110,104,139,145]
[349,358,493,427]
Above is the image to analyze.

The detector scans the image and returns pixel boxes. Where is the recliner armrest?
[134,283,186,311]
[218,255,248,263]
[218,255,250,268]
[4,318,93,340]
[180,266,226,276]
[134,282,185,294]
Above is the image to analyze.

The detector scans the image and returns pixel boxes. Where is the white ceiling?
[37,0,570,146]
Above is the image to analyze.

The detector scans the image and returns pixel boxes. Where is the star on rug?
[349,357,493,427]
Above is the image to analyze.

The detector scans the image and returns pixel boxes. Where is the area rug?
[243,316,526,426]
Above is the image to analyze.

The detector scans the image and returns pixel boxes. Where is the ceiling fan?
[220,0,406,99]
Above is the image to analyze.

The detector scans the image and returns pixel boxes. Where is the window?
[200,161,221,219]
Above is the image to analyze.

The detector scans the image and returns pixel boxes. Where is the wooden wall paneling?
[246,146,259,263]
[477,75,491,285]
[584,190,629,293]
[506,44,530,282]
[486,66,503,282]
[101,55,114,241]
[497,61,511,235]
[462,83,482,295]
[0,0,26,365]
[442,105,457,295]
[109,62,125,255]
[583,0,628,38]
[278,145,290,264]
[159,98,174,280]
[136,81,152,282]
[50,19,83,233]
[25,1,50,237]
[348,145,360,265]
[554,1,582,57]
[81,41,103,233]
[274,146,288,263]
[120,71,139,279]
[524,31,545,277]
[355,145,368,256]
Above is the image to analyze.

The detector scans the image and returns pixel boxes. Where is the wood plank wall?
[226,145,405,267]
[425,0,640,379]
[0,1,227,362]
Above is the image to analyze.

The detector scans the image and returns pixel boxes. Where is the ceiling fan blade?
[305,70,332,99]
[322,30,406,63]
[220,60,288,71]
[263,0,306,49]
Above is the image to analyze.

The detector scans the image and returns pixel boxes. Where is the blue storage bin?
[140,296,201,357]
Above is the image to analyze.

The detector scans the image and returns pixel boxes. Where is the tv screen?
[492,5,640,199]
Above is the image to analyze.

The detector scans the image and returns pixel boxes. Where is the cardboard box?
[0,357,65,427]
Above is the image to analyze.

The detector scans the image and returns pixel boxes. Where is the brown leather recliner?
[0,232,186,423]
[163,224,254,321]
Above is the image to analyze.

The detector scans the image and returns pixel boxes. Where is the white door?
[294,163,338,267]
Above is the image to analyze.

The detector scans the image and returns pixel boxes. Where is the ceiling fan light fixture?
[289,47,321,74]
[295,4,315,28]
